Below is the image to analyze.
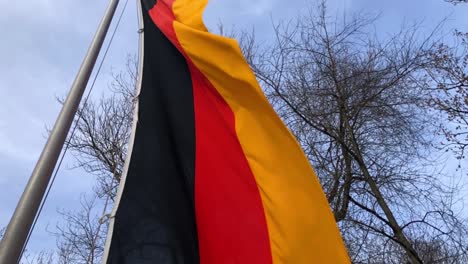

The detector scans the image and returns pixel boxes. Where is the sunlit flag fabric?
[103,0,350,263]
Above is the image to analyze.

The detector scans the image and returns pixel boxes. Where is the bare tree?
[51,194,111,264]
[427,31,468,161]
[244,3,468,263]
[50,55,138,263]
[445,0,468,4]
[393,237,468,263]
[20,251,56,264]
[66,54,137,200]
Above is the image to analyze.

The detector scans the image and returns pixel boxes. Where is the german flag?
[103,0,350,263]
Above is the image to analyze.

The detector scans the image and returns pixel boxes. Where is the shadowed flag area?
[103,0,350,263]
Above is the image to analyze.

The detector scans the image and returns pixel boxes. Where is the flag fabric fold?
[103,0,350,263]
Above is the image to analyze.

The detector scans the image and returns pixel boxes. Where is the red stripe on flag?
[149,1,273,263]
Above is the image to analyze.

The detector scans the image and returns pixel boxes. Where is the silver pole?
[0,0,120,262]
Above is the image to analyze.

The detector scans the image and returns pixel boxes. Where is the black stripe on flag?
[105,7,199,264]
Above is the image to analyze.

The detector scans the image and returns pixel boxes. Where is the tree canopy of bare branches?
[241,3,468,263]
[46,55,138,264]
[427,31,468,161]
[446,0,468,4]
[52,195,110,264]
[65,55,137,200]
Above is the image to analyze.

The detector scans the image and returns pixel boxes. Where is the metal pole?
[0,0,120,262]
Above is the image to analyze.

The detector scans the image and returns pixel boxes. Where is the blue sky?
[1,0,467,258]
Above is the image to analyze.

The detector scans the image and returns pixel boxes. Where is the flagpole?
[0,0,120,262]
